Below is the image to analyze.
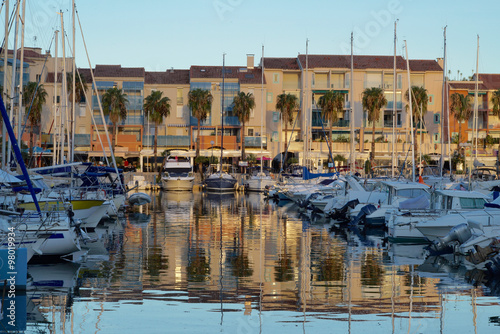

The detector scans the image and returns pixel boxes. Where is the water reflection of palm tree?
[144,206,168,279]
[361,251,385,286]
[275,217,294,282]
[228,215,253,278]
[187,202,210,282]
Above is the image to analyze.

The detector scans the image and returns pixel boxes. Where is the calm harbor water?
[17,191,500,333]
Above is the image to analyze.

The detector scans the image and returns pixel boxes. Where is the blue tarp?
[302,167,338,180]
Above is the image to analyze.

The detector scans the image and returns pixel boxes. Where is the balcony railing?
[190,116,212,126]
[142,135,190,147]
[386,101,403,109]
[223,116,240,126]
[244,136,267,148]
[74,134,90,146]
[94,115,144,126]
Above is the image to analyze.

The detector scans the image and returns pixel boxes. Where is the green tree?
[144,90,171,172]
[491,89,500,156]
[276,93,299,152]
[362,87,387,166]
[66,72,88,109]
[405,86,429,158]
[102,87,128,153]
[232,91,255,162]
[188,89,213,158]
[23,82,48,165]
[450,92,472,150]
[318,90,345,143]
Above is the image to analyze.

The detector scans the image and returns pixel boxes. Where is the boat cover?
[399,194,430,210]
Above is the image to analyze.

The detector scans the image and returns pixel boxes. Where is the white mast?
[7,0,20,168]
[440,26,447,176]
[473,35,479,161]
[304,39,309,170]
[17,0,25,161]
[405,40,415,182]
[350,32,355,174]
[392,20,397,178]
[2,0,9,168]
[71,0,76,162]
[260,45,264,174]
[53,29,58,165]
[60,11,69,163]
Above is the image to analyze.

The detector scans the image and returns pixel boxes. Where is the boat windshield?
[165,168,191,177]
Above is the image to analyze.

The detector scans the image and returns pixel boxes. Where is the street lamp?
[210,140,214,167]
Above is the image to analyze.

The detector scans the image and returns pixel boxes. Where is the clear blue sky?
[13,0,500,79]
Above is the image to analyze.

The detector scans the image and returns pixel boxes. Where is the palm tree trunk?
[29,125,34,168]
[371,122,376,166]
[284,116,288,152]
[241,122,245,162]
[112,123,116,155]
[154,123,158,172]
[329,121,333,166]
[196,119,201,157]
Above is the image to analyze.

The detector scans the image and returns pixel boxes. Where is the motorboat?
[161,156,195,191]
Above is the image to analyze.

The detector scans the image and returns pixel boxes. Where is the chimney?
[247,54,254,70]
[436,58,444,70]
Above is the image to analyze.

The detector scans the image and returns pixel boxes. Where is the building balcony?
[94,115,144,126]
[74,134,90,146]
[142,135,190,147]
[244,136,267,148]
[223,116,240,126]
[190,116,212,127]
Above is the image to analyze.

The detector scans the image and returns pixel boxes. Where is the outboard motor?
[328,199,359,223]
[432,223,473,253]
[349,203,377,226]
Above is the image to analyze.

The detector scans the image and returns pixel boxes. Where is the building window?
[434,113,440,124]
[273,73,279,84]
[267,92,273,103]
[428,94,434,105]
[248,128,254,136]
[434,133,440,143]
[177,106,183,118]
[177,88,183,105]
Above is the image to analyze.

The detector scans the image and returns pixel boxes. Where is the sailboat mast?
[71,0,76,163]
[405,40,415,182]
[2,0,9,169]
[473,35,479,161]
[17,0,25,166]
[350,32,355,174]
[7,0,20,168]
[60,11,69,163]
[53,29,58,165]
[304,39,309,170]
[219,53,225,173]
[392,20,397,178]
[260,45,264,174]
[440,26,447,177]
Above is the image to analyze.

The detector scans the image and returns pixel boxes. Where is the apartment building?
[8,47,485,169]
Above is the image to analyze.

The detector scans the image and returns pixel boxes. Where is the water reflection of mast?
[408,265,414,333]
[259,194,263,333]
[219,197,224,327]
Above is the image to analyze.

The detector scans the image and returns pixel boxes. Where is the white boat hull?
[162,177,194,191]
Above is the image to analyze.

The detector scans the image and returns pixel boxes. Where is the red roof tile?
[409,59,443,72]
[478,74,500,90]
[449,81,488,91]
[145,70,190,85]
[45,68,93,84]
[297,55,408,70]
[262,58,300,70]
[189,66,265,85]
[94,65,144,78]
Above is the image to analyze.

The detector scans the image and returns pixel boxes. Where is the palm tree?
[405,86,429,158]
[144,90,171,172]
[318,90,345,163]
[101,87,128,154]
[275,93,299,152]
[23,82,47,166]
[362,87,387,166]
[66,72,88,110]
[188,88,213,157]
[232,91,255,162]
[450,92,472,150]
